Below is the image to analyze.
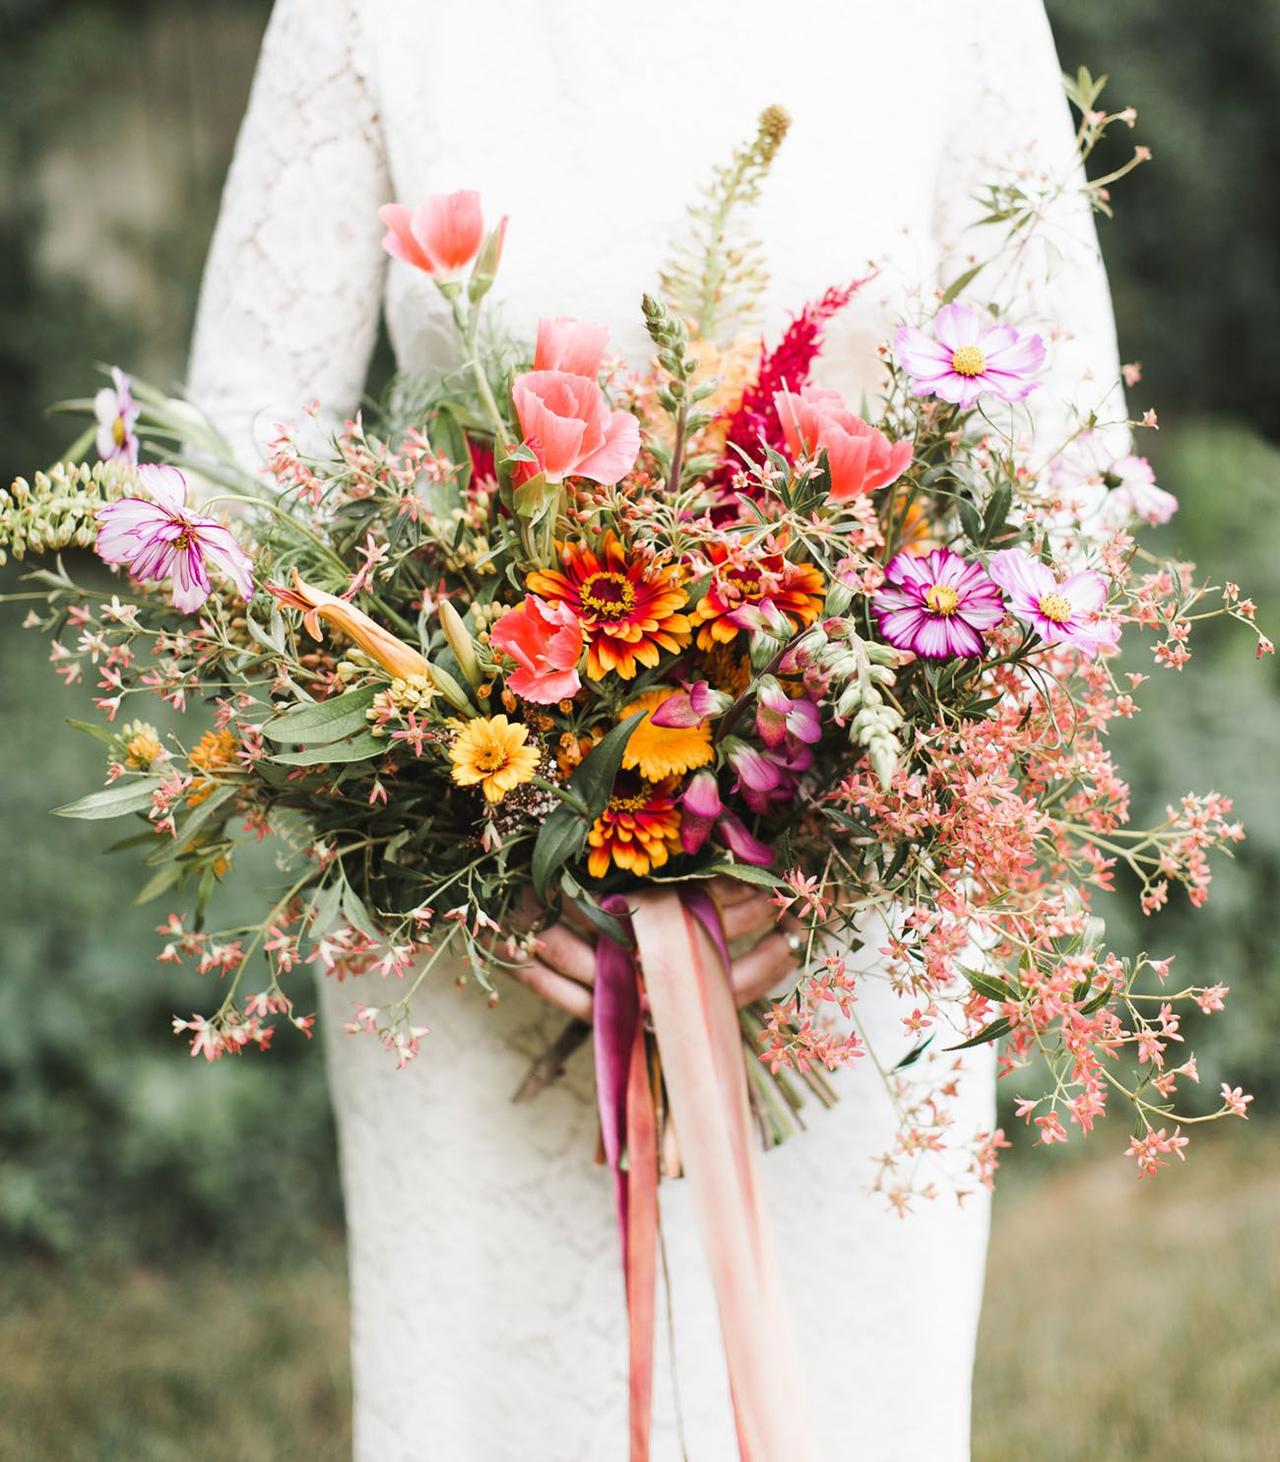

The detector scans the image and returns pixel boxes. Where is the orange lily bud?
[266,570,430,681]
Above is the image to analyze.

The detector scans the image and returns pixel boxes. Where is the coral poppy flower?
[586,774,682,878]
[533,316,611,378]
[988,548,1121,657]
[449,714,541,803]
[95,465,253,613]
[774,385,912,501]
[689,538,824,650]
[895,303,1045,409]
[872,548,1004,659]
[489,594,584,704]
[527,532,691,680]
[377,191,487,280]
[620,688,715,781]
[511,370,640,486]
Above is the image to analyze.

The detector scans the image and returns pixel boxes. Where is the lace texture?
[188,3,1119,1456]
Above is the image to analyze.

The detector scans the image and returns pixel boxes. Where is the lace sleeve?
[933,1,1128,454]
[187,0,388,469]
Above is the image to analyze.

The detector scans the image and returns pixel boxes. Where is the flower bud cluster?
[0,460,135,564]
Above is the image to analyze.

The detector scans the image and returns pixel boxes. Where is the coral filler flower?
[489,594,584,704]
[988,548,1120,657]
[95,465,253,613]
[95,367,140,465]
[895,303,1045,409]
[527,532,691,680]
[872,547,1004,659]
[620,688,714,781]
[378,191,490,281]
[586,775,682,878]
[449,715,541,803]
[774,385,912,501]
[512,370,640,486]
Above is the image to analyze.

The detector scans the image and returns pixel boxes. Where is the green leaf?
[945,1016,1013,1052]
[341,880,382,941]
[568,712,647,819]
[65,717,116,746]
[982,483,1013,543]
[699,861,781,888]
[893,1034,935,1071]
[961,966,1019,1004]
[308,881,343,940]
[270,732,385,766]
[532,804,588,902]
[262,686,379,745]
[957,497,983,544]
[52,779,160,820]
[148,783,239,864]
[561,873,632,948]
[939,262,986,306]
[133,862,185,906]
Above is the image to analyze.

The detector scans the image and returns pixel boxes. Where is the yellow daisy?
[449,715,541,804]
[620,688,714,782]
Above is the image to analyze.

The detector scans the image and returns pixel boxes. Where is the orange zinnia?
[527,531,691,681]
[689,539,824,650]
[586,775,683,879]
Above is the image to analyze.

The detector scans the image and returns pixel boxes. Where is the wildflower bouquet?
[2,87,1267,1457]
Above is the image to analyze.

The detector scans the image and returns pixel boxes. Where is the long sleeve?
[933,0,1128,456]
[187,0,389,469]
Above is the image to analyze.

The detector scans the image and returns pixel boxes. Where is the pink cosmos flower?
[871,547,1004,659]
[894,303,1045,409]
[988,548,1120,657]
[95,465,254,613]
[488,593,584,704]
[774,385,912,501]
[511,370,640,485]
[533,317,611,379]
[377,191,491,281]
[1105,453,1177,527]
[1050,433,1177,530]
[95,366,140,464]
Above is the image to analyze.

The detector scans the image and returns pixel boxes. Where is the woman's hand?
[504,880,801,1023]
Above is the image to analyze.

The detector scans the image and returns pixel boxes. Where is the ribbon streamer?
[593,888,819,1461]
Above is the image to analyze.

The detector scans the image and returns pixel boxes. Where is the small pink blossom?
[895,303,1045,409]
[95,465,254,613]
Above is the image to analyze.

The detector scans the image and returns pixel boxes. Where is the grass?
[1,1129,1277,1460]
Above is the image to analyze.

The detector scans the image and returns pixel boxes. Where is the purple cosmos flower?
[987,548,1120,658]
[95,464,254,613]
[894,303,1045,409]
[94,367,141,465]
[872,548,1004,659]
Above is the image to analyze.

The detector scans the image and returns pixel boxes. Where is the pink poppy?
[378,191,488,281]
[488,594,585,704]
[774,385,912,501]
[511,370,640,486]
[95,465,254,613]
[895,303,1045,409]
[533,317,611,379]
[988,548,1120,657]
[871,547,1004,659]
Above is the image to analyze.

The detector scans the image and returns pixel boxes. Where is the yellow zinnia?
[620,688,714,782]
[449,715,541,804]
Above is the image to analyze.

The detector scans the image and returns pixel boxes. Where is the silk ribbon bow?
[593,886,819,1461]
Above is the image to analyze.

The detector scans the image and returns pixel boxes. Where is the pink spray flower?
[988,548,1120,657]
[872,547,1004,659]
[95,465,254,613]
[94,367,140,465]
[488,593,584,704]
[894,303,1045,409]
[378,191,491,281]
[511,370,640,485]
[533,317,611,379]
[774,385,912,501]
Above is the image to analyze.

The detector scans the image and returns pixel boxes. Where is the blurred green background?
[1,2,1278,1458]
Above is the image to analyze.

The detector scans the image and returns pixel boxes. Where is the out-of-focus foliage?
[0,0,1276,1264]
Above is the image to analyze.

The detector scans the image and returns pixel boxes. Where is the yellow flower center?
[472,745,510,773]
[112,416,128,446]
[608,792,651,813]
[1039,591,1074,623]
[578,571,637,620]
[924,583,960,617]
[949,344,986,378]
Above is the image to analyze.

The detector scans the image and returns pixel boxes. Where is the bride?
[189,2,1123,1456]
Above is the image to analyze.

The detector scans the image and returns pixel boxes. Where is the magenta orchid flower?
[894,303,1045,409]
[872,548,1004,659]
[755,678,821,751]
[988,548,1120,658]
[94,367,140,465]
[95,465,254,613]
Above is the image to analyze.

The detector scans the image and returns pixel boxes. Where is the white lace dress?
[188,3,1124,1457]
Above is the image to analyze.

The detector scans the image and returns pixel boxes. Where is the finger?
[509,958,594,1022]
[709,876,759,908]
[720,892,782,945]
[533,921,597,987]
[730,932,801,1007]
